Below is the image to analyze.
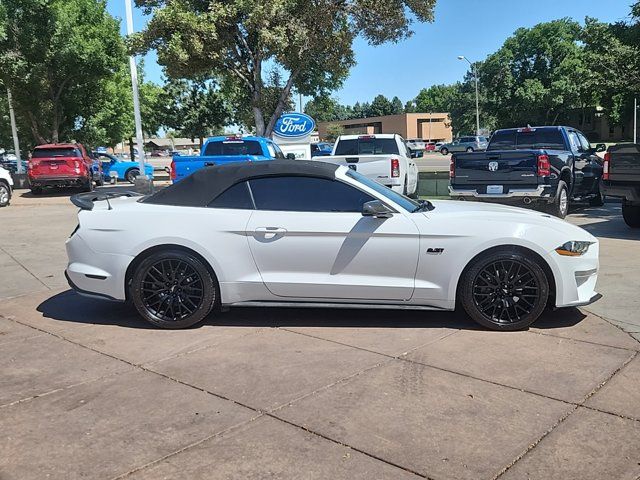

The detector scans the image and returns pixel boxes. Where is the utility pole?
[458,55,480,136]
[6,89,23,174]
[635,97,637,144]
[124,0,149,191]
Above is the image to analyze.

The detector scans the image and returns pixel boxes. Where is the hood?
[426,200,596,242]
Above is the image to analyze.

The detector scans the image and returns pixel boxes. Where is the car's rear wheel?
[82,177,94,192]
[622,203,640,228]
[466,147,474,152]
[460,249,549,331]
[589,182,605,207]
[130,249,217,329]
[440,147,449,155]
[126,168,140,184]
[545,180,569,218]
[0,181,10,207]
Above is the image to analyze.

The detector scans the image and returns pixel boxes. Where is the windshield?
[335,138,399,155]
[346,169,421,212]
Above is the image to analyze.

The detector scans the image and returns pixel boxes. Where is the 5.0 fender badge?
[426,248,445,255]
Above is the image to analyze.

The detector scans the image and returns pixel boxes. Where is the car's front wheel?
[466,147,474,152]
[459,249,549,331]
[0,181,11,207]
[130,249,217,328]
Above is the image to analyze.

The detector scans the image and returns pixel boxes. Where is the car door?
[245,175,420,301]
[567,130,587,193]
[575,131,602,194]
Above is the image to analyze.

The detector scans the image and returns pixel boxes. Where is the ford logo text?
[273,113,316,138]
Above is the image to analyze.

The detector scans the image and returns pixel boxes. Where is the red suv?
[28,143,102,195]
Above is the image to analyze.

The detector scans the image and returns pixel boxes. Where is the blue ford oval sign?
[273,113,315,138]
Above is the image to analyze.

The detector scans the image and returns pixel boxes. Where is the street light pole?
[124,0,148,190]
[634,97,637,144]
[6,89,23,174]
[458,55,480,136]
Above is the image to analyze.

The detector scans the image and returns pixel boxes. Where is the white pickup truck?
[0,165,13,207]
[318,134,420,196]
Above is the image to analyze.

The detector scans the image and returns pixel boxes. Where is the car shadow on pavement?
[569,203,639,241]
[37,290,588,332]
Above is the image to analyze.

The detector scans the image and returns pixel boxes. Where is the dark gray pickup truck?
[449,126,606,218]
[602,144,640,227]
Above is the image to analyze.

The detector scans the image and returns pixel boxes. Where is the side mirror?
[595,143,606,153]
[286,153,296,160]
[362,200,393,218]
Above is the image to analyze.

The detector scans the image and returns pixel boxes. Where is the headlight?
[555,241,594,257]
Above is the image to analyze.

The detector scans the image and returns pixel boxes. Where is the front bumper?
[550,242,601,308]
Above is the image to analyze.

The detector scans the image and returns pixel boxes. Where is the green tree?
[304,96,352,122]
[367,94,395,117]
[414,84,458,112]
[391,96,404,114]
[0,0,125,144]
[480,19,588,128]
[133,0,436,137]
[324,123,344,142]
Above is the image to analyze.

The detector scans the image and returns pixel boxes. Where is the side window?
[577,133,591,152]
[249,176,375,212]
[567,131,581,152]
[271,143,285,159]
[208,182,254,209]
[266,144,277,158]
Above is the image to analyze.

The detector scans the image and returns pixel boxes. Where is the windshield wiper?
[412,199,434,212]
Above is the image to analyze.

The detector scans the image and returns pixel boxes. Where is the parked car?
[602,143,640,227]
[311,142,333,157]
[425,142,437,151]
[170,135,285,183]
[95,152,154,184]
[406,138,426,151]
[66,160,600,331]
[28,143,103,195]
[0,165,13,207]
[448,126,605,218]
[440,136,489,155]
[319,134,419,196]
[0,156,28,175]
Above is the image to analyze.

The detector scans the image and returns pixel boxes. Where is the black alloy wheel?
[460,250,549,330]
[130,250,217,328]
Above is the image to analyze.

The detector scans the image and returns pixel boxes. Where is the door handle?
[255,227,287,234]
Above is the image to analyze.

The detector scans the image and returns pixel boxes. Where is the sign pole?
[6,89,23,174]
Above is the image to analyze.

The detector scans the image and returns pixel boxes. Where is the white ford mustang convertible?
[66,160,600,331]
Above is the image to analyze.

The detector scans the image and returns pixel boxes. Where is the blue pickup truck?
[170,136,286,183]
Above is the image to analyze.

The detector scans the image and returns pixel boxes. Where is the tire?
[440,148,449,155]
[589,185,604,207]
[466,147,474,152]
[130,249,217,329]
[30,187,42,195]
[622,203,640,228]
[545,180,569,218]
[0,181,10,207]
[126,168,140,184]
[82,177,94,193]
[459,249,549,331]
[95,174,105,187]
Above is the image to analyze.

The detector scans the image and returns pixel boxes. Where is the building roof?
[143,160,339,207]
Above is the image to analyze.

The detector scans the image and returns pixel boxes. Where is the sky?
[107,0,633,107]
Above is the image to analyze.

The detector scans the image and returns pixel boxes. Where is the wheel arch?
[124,243,221,303]
[454,244,557,309]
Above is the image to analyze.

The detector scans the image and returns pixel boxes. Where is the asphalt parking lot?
[1,188,639,480]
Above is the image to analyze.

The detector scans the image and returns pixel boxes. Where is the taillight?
[391,158,400,178]
[449,155,455,178]
[537,154,550,177]
[603,152,610,180]
[170,160,177,180]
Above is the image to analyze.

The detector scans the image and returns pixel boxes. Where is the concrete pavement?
[1,188,639,479]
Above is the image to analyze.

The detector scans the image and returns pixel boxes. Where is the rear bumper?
[30,176,88,188]
[602,184,640,204]
[449,184,554,202]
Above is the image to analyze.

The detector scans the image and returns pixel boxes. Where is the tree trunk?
[251,57,265,136]
[264,70,300,138]
[27,112,47,145]
[129,137,135,159]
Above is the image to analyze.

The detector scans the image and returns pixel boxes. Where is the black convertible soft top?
[143,160,339,207]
